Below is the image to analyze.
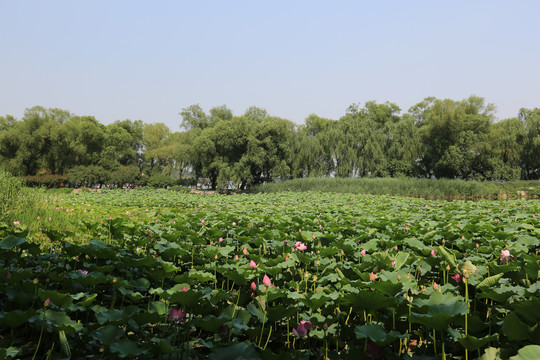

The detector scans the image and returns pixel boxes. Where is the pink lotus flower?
[235,255,239,261]
[391,261,395,266]
[430,249,436,257]
[181,286,188,292]
[168,308,186,322]
[360,249,366,257]
[77,270,88,275]
[219,237,223,243]
[295,241,307,251]
[44,298,50,307]
[370,272,377,281]
[500,249,513,264]
[243,248,248,255]
[201,219,205,224]
[251,281,257,291]
[452,273,462,283]
[292,320,312,338]
[232,222,236,226]
[13,221,20,226]
[433,282,438,291]
[125,211,130,215]
[262,274,271,287]
[250,260,258,269]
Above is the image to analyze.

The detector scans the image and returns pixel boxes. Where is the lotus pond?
[0,190,539,359]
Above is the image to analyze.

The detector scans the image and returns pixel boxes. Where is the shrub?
[168,185,190,193]
[0,170,24,215]
[147,173,175,188]
[67,165,109,187]
[22,174,69,188]
[109,165,141,187]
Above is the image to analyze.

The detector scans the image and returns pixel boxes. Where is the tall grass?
[248,177,532,199]
[0,170,43,220]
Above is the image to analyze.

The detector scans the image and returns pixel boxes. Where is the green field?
[250,177,540,200]
[1,189,539,359]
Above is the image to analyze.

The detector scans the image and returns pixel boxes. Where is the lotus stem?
[258,311,266,348]
[32,324,44,360]
[433,329,437,357]
[263,325,272,350]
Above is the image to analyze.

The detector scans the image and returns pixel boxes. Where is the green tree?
[410,96,494,179]
[180,104,210,130]
[519,107,540,179]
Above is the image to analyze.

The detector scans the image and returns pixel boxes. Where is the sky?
[1,1,539,128]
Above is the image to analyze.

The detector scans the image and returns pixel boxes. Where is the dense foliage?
[0,188,539,359]
[250,178,540,199]
[1,96,540,189]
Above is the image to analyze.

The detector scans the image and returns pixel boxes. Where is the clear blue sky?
[1,1,539,128]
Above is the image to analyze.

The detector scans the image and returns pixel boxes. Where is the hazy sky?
[1,1,539,128]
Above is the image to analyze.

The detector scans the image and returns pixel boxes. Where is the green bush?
[168,185,190,193]
[67,165,109,187]
[147,173,175,188]
[22,174,69,188]
[0,170,24,215]
[249,177,505,198]
[109,165,141,186]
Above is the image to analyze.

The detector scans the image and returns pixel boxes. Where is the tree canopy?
[1,96,539,188]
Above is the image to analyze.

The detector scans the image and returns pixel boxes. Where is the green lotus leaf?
[168,289,201,307]
[477,273,504,290]
[247,303,266,323]
[189,270,215,282]
[222,269,248,285]
[404,238,429,252]
[354,324,387,342]
[437,245,457,268]
[340,290,396,311]
[42,310,83,334]
[457,334,499,351]
[393,251,410,270]
[149,301,167,316]
[92,325,125,346]
[512,297,540,326]
[0,346,20,359]
[193,314,230,332]
[208,342,260,360]
[94,306,139,326]
[133,277,151,291]
[149,337,175,354]
[267,305,297,323]
[0,308,35,328]
[478,347,501,360]
[38,289,74,307]
[132,312,163,326]
[503,312,531,341]
[110,340,149,358]
[368,280,403,296]
[76,293,98,307]
[510,345,540,360]
[0,235,26,250]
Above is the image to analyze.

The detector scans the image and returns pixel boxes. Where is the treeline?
[1,95,539,189]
